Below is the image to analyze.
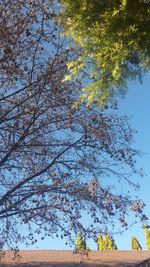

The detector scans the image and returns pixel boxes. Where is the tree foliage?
[75,233,86,250]
[96,233,117,250]
[111,237,118,250]
[97,234,103,250]
[0,0,147,249]
[103,234,114,250]
[131,236,142,250]
[144,225,150,250]
[60,0,150,105]
[103,234,109,250]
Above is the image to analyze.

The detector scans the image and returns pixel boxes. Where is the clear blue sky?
[18,74,150,251]
[115,74,150,250]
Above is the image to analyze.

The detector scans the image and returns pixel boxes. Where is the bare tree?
[0,0,147,249]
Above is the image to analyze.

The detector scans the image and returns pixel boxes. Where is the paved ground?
[0,250,150,267]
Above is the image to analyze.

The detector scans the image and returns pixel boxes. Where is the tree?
[96,234,117,250]
[111,237,118,250]
[144,225,150,250]
[103,234,109,250]
[60,0,150,106]
[131,236,142,250]
[103,234,113,250]
[96,233,103,250]
[75,233,86,250]
[0,0,147,249]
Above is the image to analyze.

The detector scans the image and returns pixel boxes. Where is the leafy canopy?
[0,0,147,250]
[60,0,150,106]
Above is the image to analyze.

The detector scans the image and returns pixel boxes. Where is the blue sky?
[18,73,150,251]
[115,73,150,250]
